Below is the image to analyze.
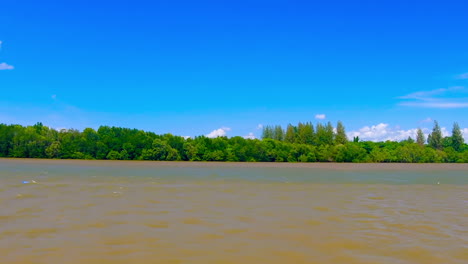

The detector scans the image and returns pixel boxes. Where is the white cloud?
[0,62,14,70]
[399,86,468,109]
[400,102,468,108]
[347,123,458,142]
[256,124,263,130]
[398,86,463,100]
[456,73,468,79]
[182,136,191,139]
[315,114,326,120]
[206,127,231,138]
[420,117,432,123]
[440,127,451,138]
[463,128,468,141]
[0,41,14,70]
[243,132,256,139]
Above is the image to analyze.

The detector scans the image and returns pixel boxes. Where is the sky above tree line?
[1,0,467,141]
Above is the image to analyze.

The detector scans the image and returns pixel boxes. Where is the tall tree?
[335,121,348,145]
[451,122,464,151]
[274,125,284,141]
[315,122,334,145]
[326,122,335,145]
[428,121,443,150]
[297,122,314,144]
[416,128,425,146]
[315,123,325,145]
[261,126,274,139]
[284,124,296,143]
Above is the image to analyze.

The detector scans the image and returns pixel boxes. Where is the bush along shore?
[0,121,466,163]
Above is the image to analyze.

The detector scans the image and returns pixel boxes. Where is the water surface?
[1,159,467,263]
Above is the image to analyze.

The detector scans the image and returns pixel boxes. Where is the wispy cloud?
[206,127,231,138]
[419,117,432,123]
[0,62,14,70]
[400,102,468,108]
[315,114,326,120]
[256,124,263,130]
[456,72,468,79]
[399,86,463,100]
[398,86,468,108]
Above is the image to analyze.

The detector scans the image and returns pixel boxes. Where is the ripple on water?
[1,162,467,264]
[37,183,71,189]
[366,195,385,200]
[223,228,248,235]
[304,219,323,226]
[16,207,44,214]
[236,216,254,223]
[313,206,330,212]
[15,193,42,199]
[24,228,59,239]
[390,245,447,263]
[145,221,169,228]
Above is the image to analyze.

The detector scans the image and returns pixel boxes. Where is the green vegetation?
[0,121,467,162]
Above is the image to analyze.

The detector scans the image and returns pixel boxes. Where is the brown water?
[0,160,467,263]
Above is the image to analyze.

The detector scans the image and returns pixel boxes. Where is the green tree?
[120,149,130,160]
[45,141,62,159]
[273,125,284,141]
[284,124,296,143]
[335,121,348,145]
[316,123,325,145]
[297,122,314,145]
[326,122,335,145]
[165,147,181,161]
[370,147,392,162]
[316,122,334,145]
[82,128,99,157]
[261,126,274,139]
[106,150,121,160]
[428,121,443,150]
[451,122,464,151]
[416,128,425,146]
[151,139,170,160]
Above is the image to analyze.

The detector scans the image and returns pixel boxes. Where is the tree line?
[0,121,466,163]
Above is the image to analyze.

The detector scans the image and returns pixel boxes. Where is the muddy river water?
[0,159,467,263]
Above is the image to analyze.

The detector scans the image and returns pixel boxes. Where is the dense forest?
[0,121,467,163]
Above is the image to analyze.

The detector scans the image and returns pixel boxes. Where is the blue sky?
[1,0,468,140]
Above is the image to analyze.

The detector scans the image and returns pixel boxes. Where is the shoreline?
[1,158,467,171]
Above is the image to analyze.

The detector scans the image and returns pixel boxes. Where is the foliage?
[0,121,466,163]
[416,128,425,146]
[428,121,443,150]
[451,122,464,151]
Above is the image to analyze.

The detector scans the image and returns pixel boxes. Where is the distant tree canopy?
[0,120,466,163]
